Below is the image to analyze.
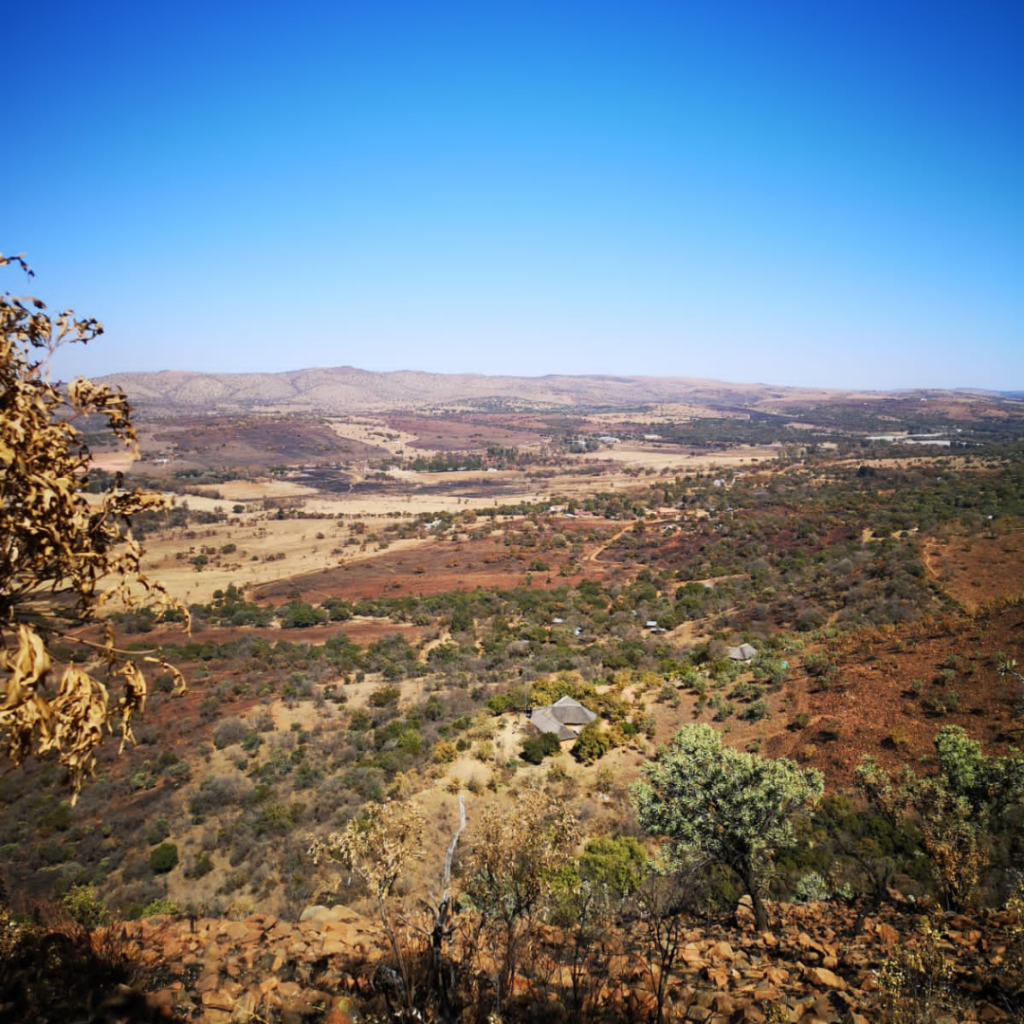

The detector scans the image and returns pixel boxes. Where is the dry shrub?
[0,895,145,1022]
[310,800,425,1020]
[1001,880,1024,1014]
[0,254,188,800]
[877,913,957,1024]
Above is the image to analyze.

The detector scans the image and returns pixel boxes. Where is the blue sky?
[4,1,1021,390]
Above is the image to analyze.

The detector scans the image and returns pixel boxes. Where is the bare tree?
[309,800,425,1020]
[462,789,581,1016]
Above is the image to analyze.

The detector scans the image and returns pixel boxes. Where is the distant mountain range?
[98,365,870,417]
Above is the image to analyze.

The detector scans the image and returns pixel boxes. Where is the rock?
[200,1011,232,1024]
[278,987,330,1022]
[711,992,736,1014]
[149,989,177,1012]
[321,936,352,956]
[704,966,731,989]
[806,966,847,991]
[229,989,260,1022]
[267,920,295,940]
[201,989,236,1012]
[324,1006,359,1024]
[217,921,250,943]
[710,940,736,961]
[797,932,825,954]
[802,965,846,990]
[681,942,708,967]
[978,1003,1012,1022]
[220,979,244,1000]
[196,972,223,994]
[730,1006,766,1023]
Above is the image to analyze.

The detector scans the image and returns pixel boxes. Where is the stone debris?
[100,899,1021,1022]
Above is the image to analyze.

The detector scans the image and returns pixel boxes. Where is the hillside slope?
[98,366,847,415]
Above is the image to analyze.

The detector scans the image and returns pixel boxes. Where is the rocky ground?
[81,896,1023,1024]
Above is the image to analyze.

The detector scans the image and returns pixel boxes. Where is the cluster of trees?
[302,722,1023,1022]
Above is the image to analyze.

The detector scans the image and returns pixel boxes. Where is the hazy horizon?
[5,1,1021,392]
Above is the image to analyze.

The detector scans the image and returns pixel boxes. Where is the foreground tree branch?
[0,254,187,802]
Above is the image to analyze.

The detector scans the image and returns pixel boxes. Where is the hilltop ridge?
[98,365,853,415]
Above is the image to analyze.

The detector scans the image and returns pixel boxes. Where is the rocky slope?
[77,897,1023,1023]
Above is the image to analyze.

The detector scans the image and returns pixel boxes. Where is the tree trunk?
[750,889,768,932]
[740,861,768,932]
[430,795,466,1022]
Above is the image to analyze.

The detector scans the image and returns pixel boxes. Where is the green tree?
[630,723,823,930]
[60,884,111,929]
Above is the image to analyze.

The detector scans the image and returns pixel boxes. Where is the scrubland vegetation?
[3,258,1024,1020]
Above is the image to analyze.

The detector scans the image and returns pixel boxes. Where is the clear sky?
[4,1,1022,390]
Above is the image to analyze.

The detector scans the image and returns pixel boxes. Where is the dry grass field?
[113,407,788,605]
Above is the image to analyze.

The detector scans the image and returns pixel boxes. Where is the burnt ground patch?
[384,413,547,451]
[251,518,621,603]
[138,416,390,469]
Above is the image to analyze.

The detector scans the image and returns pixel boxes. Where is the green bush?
[61,885,111,929]
[579,836,649,897]
[149,842,179,874]
[521,731,562,764]
[369,685,401,708]
[572,721,611,764]
[146,818,171,846]
[140,898,180,918]
[740,699,770,722]
[486,692,516,715]
[186,852,214,879]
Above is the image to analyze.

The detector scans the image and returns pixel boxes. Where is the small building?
[525,696,598,742]
[727,643,758,662]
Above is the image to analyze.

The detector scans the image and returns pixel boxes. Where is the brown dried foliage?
[308,800,425,903]
[0,254,186,802]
